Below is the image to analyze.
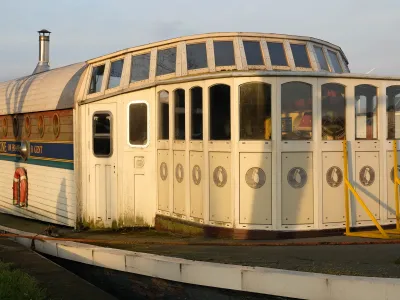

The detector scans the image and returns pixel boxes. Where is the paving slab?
[0,237,117,300]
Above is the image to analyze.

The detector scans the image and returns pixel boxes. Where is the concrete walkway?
[0,237,116,300]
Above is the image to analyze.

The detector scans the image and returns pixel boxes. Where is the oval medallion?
[287,167,307,189]
[245,167,266,189]
[326,166,343,188]
[192,165,202,185]
[213,166,227,188]
[175,163,184,183]
[359,166,375,187]
[160,162,168,181]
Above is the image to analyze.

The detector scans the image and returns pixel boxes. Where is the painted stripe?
[0,155,73,170]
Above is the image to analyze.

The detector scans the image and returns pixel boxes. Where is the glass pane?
[355,85,377,140]
[321,84,346,140]
[156,48,176,76]
[187,43,207,70]
[129,103,148,145]
[243,41,264,66]
[93,137,111,156]
[290,44,310,68]
[281,82,312,140]
[93,114,110,134]
[191,87,203,140]
[240,83,272,140]
[386,86,400,139]
[267,42,288,66]
[89,65,105,94]
[214,41,235,67]
[159,91,169,139]
[210,84,230,140]
[131,53,150,82]
[314,46,330,71]
[107,59,124,89]
[328,50,343,73]
[174,89,185,140]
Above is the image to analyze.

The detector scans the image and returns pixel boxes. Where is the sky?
[0,0,399,82]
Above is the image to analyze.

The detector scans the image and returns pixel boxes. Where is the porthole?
[12,115,19,138]
[38,115,45,138]
[24,116,31,137]
[2,117,7,137]
[53,113,60,138]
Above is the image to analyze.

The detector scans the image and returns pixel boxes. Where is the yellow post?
[343,141,350,235]
[394,140,400,230]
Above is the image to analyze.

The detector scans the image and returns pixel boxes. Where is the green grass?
[0,261,47,300]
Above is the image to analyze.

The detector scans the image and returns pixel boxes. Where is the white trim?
[126,100,150,148]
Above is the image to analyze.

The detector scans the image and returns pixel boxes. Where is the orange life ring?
[13,168,27,207]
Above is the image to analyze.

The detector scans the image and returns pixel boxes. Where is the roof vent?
[32,29,51,74]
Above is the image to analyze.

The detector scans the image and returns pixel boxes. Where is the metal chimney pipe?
[32,29,51,74]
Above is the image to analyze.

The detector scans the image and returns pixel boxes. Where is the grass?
[0,261,47,300]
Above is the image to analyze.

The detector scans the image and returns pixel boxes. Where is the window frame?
[241,38,266,70]
[157,89,170,141]
[265,38,290,71]
[386,85,400,140]
[92,110,113,158]
[129,50,152,86]
[354,84,378,140]
[289,41,312,71]
[155,45,178,80]
[87,61,109,97]
[212,39,237,71]
[189,86,204,141]
[106,57,125,91]
[209,83,232,141]
[313,44,331,72]
[127,100,150,148]
[327,49,344,73]
[185,41,209,75]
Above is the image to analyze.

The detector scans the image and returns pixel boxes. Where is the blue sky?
[0,0,399,81]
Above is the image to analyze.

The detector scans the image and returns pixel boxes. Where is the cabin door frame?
[87,102,118,227]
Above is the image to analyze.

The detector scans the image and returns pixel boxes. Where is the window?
[156,48,176,76]
[327,50,343,73]
[210,84,230,140]
[174,89,185,140]
[129,102,148,146]
[281,82,312,140]
[355,85,377,140]
[93,113,112,157]
[290,44,310,68]
[243,41,264,66]
[387,86,400,140]
[191,87,203,140]
[107,59,124,89]
[213,41,235,67]
[321,83,346,140]
[12,115,19,138]
[267,42,288,66]
[314,46,330,71]
[53,113,60,138]
[89,64,105,94]
[187,43,207,70]
[240,82,272,140]
[130,53,151,83]
[158,90,169,140]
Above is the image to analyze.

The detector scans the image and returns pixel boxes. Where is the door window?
[93,112,112,157]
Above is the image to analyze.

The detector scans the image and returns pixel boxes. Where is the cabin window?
[355,84,377,140]
[130,53,150,83]
[387,85,400,140]
[327,50,343,73]
[267,42,288,66]
[290,44,311,68]
[187,43,207,70]
[240,82,272,140]
[12,115,19,138]
[24,116,31,137]
[93,113,112,157]
[213,41,235,67]
[314,46,330,71]
[174,89,185,140]
[38,115,45,138]
[89,64,105,94]
[281,82,312,140]
[53,114,60,138]
[321,83,346,140]
[107,59,124,89]
[191,87,203,140]
[243,41,264,66]
[2,117,8,138]
[210,84,231,140]
[156,47,176,76]
[158,90,169,140]
[129,102,148,146]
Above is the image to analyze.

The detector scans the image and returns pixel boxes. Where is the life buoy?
[13,168,27,207]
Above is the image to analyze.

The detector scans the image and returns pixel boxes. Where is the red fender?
[12,168,28,207]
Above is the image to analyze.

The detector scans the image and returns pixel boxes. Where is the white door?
[88,103,117,227]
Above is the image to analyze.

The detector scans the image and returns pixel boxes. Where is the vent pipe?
[32,29,51,74]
